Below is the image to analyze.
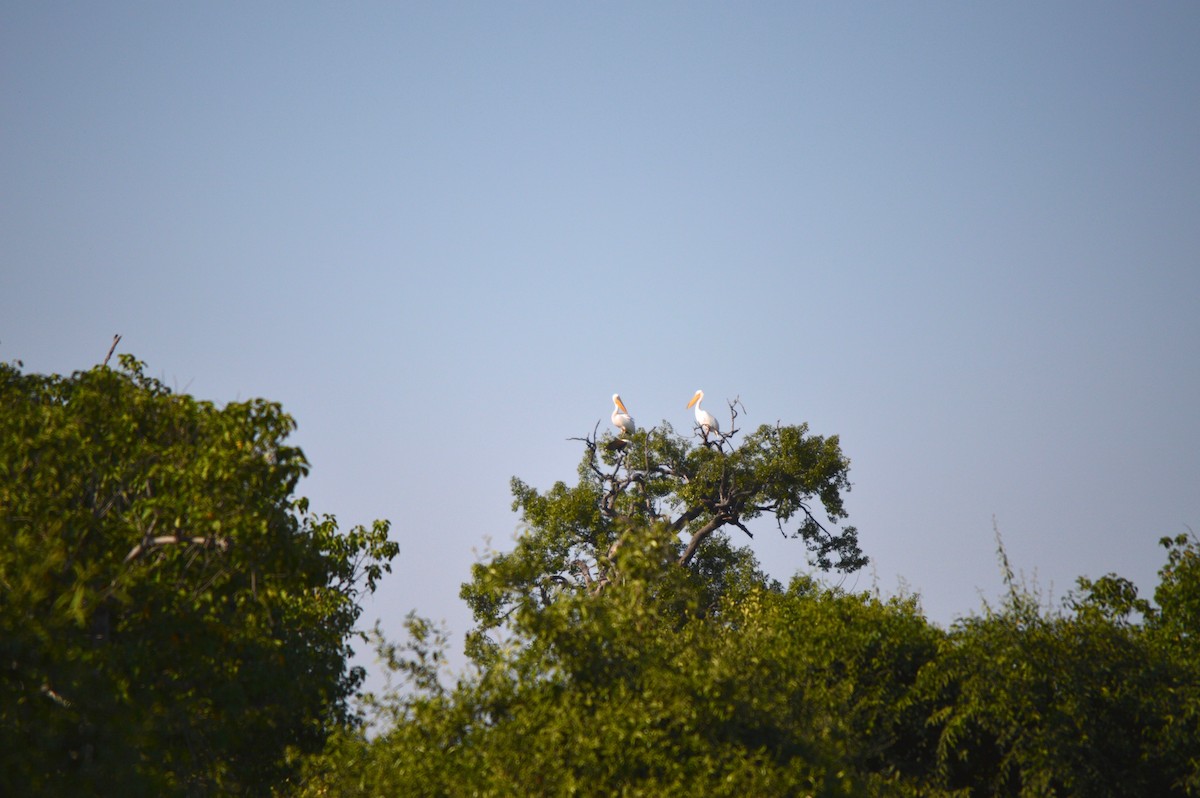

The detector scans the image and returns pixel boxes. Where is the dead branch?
[566,420,602,449]
[124,535,230,564]
[102,334,122,367]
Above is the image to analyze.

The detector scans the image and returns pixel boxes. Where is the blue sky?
[4,3,1198,683]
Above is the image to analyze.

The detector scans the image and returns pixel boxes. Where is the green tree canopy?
[0,355,397,796]
[1146,533,1200,793]
[461,408,866,659]
[297,407,1200,797]
[913,532,1200,797]
[301,531,1200,798]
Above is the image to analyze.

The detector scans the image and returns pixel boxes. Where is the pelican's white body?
[611,394,635,437]
[687,390,718,434]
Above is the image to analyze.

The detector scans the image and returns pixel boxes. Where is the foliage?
[1146,533,1200,793]
[299,528,941,797]
[295,409,1200,797]
[0,356,397,796]
[299,532,1200,798]
[921,597,1170,795]
[916,535,1200,797]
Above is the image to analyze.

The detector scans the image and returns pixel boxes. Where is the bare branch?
[124,535,230,564]
[102,334,122,367]
[566,420,602,449]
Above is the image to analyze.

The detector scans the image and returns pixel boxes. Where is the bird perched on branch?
[687,389,719,435]
[611,394,635,438]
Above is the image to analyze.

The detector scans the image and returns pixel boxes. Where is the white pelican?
[611,394,635,438]
[687,389,719,435]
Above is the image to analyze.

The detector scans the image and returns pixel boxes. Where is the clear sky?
[4,3,1198,684]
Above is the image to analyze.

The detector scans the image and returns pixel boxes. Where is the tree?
[461,405,866,657]
[0,355,397,796]
[1146,533,1200,794]
[916,534,1195,797]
